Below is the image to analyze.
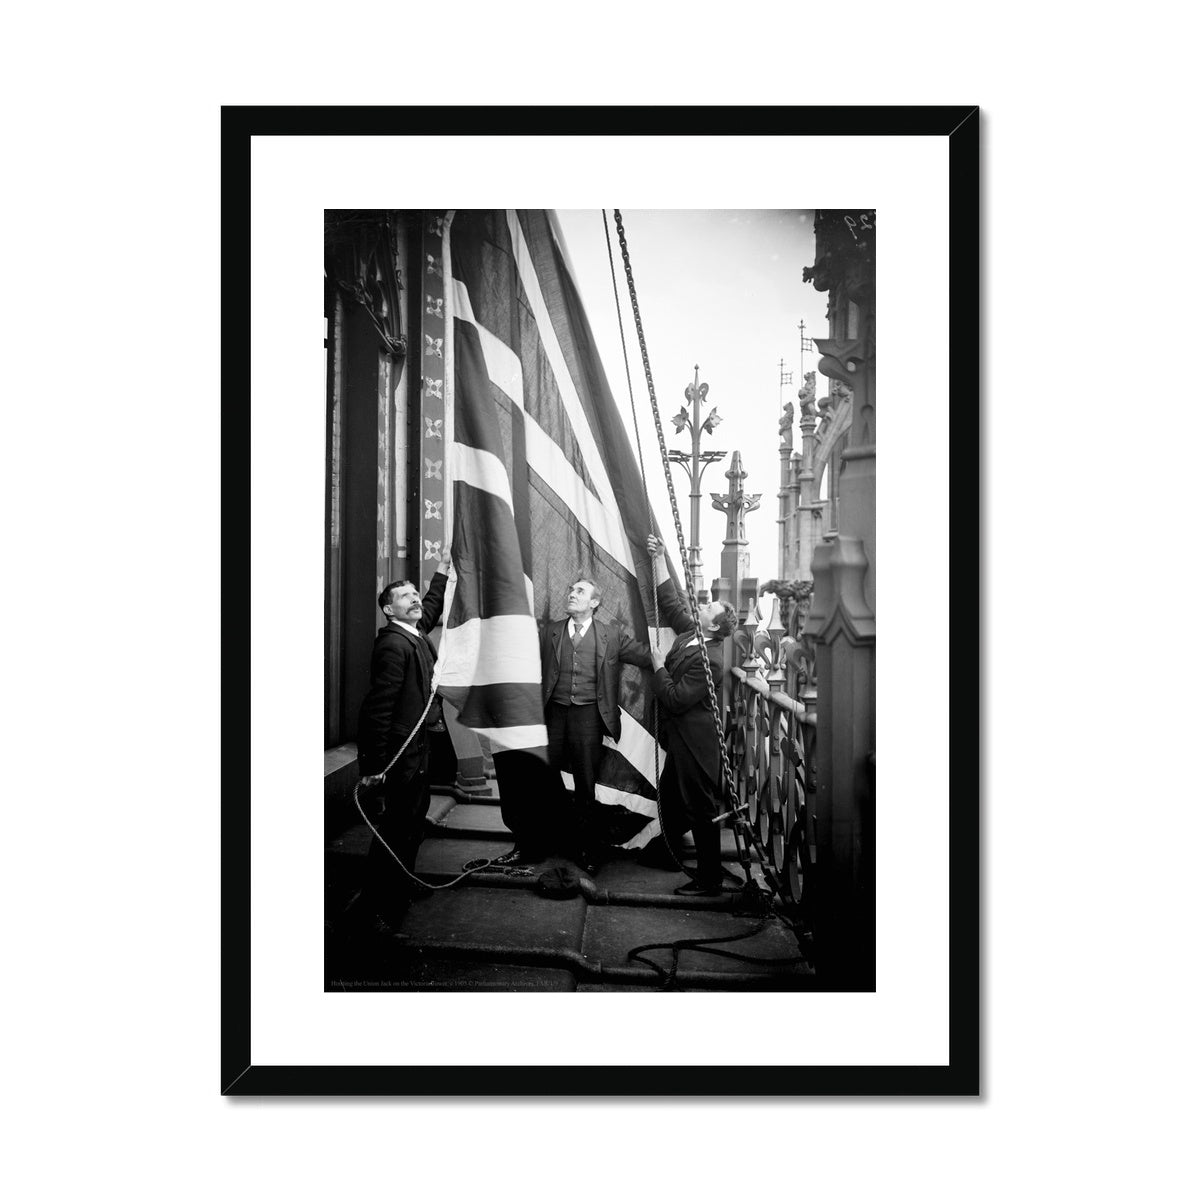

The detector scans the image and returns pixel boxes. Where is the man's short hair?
[378,579,415,614]
[710,601,736,641]
[574,578,602,609]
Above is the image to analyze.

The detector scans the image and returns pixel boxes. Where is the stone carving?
[324,210,407,360]
[778,401,794,448]
[803,209,876,315]
[426,254,443,278]
[428,216,446,237]
[797,371,817,418]
[425,458,443,479]
[423,377,443,399]
[426,295,443,318]
[711,456,762,544]
[424,417,443,439]
[425,500,443,520]
[425,335,443,358]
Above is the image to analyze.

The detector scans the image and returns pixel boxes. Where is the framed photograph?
[223,105,979,1095]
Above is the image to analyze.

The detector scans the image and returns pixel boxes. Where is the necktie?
[571,623,584,648]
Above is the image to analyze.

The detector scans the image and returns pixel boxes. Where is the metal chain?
[611,210,747,879]
[602,209,688,874]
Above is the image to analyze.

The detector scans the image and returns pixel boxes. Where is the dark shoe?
[674,879,723,897]
[493,846,544,867]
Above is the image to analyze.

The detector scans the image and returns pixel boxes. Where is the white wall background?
[3,2,1196,1197]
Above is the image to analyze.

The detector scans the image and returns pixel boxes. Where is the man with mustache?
[355,547,452,927]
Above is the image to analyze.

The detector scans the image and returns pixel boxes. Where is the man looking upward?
[355,547,452,927]
[496,575,651,874]
[645,534,737,895]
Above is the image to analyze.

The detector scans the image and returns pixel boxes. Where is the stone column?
[710,450,760,608]
[795,371,819,582]
[776,400,794,577]
[804,535,875,986]
[801,209,876,986]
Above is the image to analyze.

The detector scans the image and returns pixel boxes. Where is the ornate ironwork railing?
[725,593,817,911]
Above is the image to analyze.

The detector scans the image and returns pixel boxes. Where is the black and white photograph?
[322,205,877,996]
[225,110,977,1094]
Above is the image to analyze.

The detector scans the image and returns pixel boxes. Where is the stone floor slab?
[399,886,586,954]
[435,803,511,836]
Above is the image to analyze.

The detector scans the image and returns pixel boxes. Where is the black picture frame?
[222,105,980,1097]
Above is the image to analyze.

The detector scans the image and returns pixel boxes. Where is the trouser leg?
[656,758,691,864]
[496,747,555,855]
[674,753,723,886]
[690,817,723,888]
[365,762,429,921]
[564,703,604,857]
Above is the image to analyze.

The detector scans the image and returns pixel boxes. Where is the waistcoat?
[550,621,598,706]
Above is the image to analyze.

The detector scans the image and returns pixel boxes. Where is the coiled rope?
[352,634,509,892]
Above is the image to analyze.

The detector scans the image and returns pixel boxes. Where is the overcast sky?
[554,209,827,588]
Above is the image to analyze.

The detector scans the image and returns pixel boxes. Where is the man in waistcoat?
[496,576,651,874]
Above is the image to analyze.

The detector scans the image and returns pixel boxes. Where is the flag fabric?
[437,210,674,850]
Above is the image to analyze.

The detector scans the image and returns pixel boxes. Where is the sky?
[554,209,827,588]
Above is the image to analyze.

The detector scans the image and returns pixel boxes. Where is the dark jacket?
[540,616,652,742]
[356,571,448,775]
[649,578,725,784]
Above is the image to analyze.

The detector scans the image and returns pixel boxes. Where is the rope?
[352,626,502,893]
[602,209,690,877]
[610,209,754,888]
[626,918,807,991]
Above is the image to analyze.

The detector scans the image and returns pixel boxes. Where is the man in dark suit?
[496,576,651,873]
[356,549,451,925]
[645,534,737,895]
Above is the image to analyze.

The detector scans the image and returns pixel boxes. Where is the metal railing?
[725,591,817,910]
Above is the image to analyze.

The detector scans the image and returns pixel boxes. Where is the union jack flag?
[438,210,677,848]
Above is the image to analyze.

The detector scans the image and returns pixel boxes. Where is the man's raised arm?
[646,534,694,635]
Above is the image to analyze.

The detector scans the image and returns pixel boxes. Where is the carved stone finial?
[797,370,818,418]
[779,401,794,448]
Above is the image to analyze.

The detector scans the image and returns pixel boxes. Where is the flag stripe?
[436,682,544,731]
[435,615,543,687]
[449,482,533,621]
[450,277,635,574]
[449,214,601,501]
[603,705,664,787]
[448,443,512,508]
[506,211,625,521]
